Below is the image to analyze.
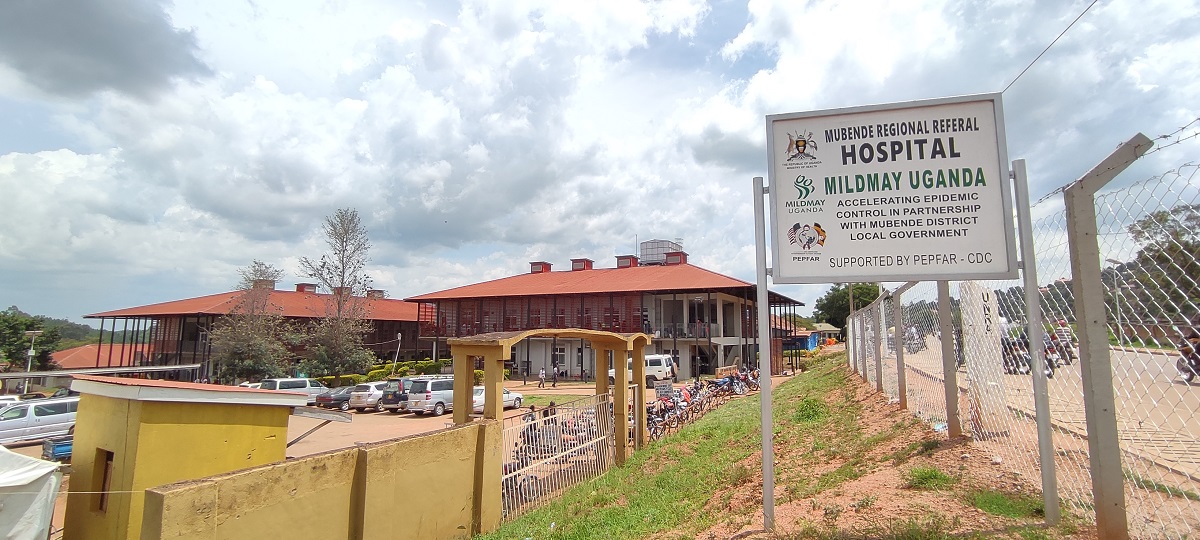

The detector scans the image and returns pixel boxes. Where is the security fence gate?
[847,140,1200,539]
[500,394,615,521]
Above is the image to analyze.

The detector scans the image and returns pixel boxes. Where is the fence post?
[936,281,962,438]
[891,282,918,410]
[1065,133,1151,539]
[875,300,885,392]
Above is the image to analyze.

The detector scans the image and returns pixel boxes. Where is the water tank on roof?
[639,239,683,265]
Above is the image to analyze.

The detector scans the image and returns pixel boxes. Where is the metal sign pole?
[753,176,776,530]
[1012,159,1060,524]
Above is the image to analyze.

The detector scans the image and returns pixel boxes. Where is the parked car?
[237,381,262,389]
[258,378,328,405]
[379,377,422,413]
[0,396,80,445]
[349,381,388,412]
[407,377,456,416]
[471,386,523,413]
[608,354,677,386]
[314,386,355,411]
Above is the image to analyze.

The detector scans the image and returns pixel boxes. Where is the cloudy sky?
[0,0,1196,325]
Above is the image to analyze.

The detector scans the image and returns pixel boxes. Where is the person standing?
[552,366,559,388]
[538,367,546,388]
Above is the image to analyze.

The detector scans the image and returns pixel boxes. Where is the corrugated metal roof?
[52,343,146,370]
[406,263,757,301]
[85,289,420,321]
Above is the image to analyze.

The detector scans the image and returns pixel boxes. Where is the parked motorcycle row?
[644,368,759,441]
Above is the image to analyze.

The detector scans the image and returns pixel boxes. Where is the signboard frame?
[765,93,1018,283]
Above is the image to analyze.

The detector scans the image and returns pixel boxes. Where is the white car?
[349,381,388,412]
[472,386,523,413]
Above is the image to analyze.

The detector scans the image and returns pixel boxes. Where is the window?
[34,402,73,416]
[433,380,453,391]
[309,380,326,388]
[259,380,279,390]
[280,380,306,390]
[552,346,565,366]
[95,449,115,512]
[0,406,27,421]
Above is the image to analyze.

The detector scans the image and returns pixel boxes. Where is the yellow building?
[63,375,307,540]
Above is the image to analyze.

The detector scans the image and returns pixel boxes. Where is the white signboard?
[653,380,673,399]
[766,94,1017,283]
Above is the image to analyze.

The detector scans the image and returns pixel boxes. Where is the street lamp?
[22,330,43,394]
[1105,259,1125,346]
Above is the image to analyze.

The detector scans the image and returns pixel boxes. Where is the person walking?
[552,366,559,388]
[538,367,546,388]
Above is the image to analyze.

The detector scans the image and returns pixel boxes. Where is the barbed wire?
[1031,119,1200,206]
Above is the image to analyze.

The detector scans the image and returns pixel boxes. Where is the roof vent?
[295,283,318,293]
[616,255,639,268]
[570,258,594,271]
[366,289,386,299]
[251,279,276,290]
[332,286,351,296]
[530,261,552,274]
[663,251,688,265]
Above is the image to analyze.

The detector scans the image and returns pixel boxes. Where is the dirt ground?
[689,365,1098,540]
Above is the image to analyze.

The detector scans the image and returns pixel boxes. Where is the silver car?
[348,381,388,412]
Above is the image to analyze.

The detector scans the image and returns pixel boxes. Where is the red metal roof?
[85,289,420,321]
[406,263,755,301]
[52,344,146,370]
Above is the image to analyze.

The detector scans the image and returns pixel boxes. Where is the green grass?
[970,489,1044,518]
[481,352,1062,539]
[903,466,956,490]
[520,394,589,407]
[1127,472,1200,501]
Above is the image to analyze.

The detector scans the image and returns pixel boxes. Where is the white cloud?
[1,0,1198,324]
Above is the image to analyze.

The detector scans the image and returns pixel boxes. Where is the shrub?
[474,369,485,386]
[413,360,443,375]
[366,368,391,382]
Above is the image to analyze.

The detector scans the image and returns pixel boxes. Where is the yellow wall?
[141,421,503,540]
[65,395,291,540]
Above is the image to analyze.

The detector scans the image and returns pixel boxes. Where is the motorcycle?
[1000,337,1032,375]
[1041,339,1059,379]
[1177,335,1200,384]
[904,332,927,354]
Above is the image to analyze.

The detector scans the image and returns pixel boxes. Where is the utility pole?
[23,330,43,394]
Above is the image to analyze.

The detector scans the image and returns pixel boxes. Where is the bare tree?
[299,208,374,319]
[298,208,377,377]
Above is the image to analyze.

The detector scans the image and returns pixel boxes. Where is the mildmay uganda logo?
[794,174,814,199]
[788,222,827,250]
[785,130,818,161]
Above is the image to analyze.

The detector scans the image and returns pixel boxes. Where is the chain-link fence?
[846,159,1200,539]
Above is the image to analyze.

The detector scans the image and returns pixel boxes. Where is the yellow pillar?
[453,352,474,425]
[631,343,647,450]
[483,351,505,420]
[613,347,629,465]
[594,344,609,396]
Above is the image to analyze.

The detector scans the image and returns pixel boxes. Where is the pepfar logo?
[788,222,827,251]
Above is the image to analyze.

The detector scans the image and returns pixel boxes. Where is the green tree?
[0,306,61,371]
[208,261,296,383]
[812,283,881,329]
[298,208,376,377]
[1127,203,1200,322]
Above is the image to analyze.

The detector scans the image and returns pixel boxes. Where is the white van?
[0,396,80,444]
[608,354,677,386]
[258,378,327,405]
